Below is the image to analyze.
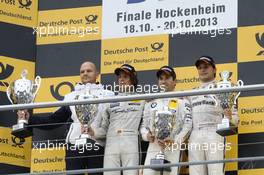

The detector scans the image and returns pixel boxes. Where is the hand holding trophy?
[150,103,177,172]
[6,69,41,138]
[209,70,243,136]
[74,90,98,147]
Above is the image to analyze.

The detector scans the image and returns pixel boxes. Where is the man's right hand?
[147,132,155,143]
[81,125,95,137]
[17,110,30,122]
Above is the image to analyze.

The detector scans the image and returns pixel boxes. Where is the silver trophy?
[74,90,98,147]
[209,71,243,136]
[150,105,177,172]
[6,69,41,138]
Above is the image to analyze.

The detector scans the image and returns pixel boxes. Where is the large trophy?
[6,69,41,138]
[74,90,98,147]
[150,102,177,172]
[209,71,243,136]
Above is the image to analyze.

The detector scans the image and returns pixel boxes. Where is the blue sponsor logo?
[151,102,157,108]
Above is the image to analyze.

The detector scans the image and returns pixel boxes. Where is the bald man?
[17,61,114,175]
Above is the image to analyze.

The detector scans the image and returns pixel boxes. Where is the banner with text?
[102,0,237,39]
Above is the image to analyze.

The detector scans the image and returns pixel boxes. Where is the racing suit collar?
[199,79,216,89]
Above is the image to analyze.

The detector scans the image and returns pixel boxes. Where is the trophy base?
[11,123,32,138]
[216,126,237,136]
[150,158,171,172]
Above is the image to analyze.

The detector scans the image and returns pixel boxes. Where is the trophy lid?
[21,69,28,79]
[220,71,232,81]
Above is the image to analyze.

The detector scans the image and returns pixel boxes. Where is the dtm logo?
[127,0,145,4]
[85,15,98,24]
[0,62,14,87]
[18,0,32,10]
[50,81,75,101]
[256,33,264,56]
[151,42,164,52]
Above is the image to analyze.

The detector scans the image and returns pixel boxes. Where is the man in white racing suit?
[188,56,238,175]
[141,66,192,175]
[90,64,145,175]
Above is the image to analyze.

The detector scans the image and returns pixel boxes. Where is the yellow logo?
[151,42,164,52]
[0,62,14,88]
[101,35,168,74]
[0,0,37,27]
[36,6,102,45]
[256,33,264,56]
[34,76,79,114]
[238,96,264,134]
[0,127,31,167]
[18,0,32,10]
[168,100,178,110]
[238,25,264,62]
[31,147,65,173]
[50,81,75,101]
[85,14,98,24]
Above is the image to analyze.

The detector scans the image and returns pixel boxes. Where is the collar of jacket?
[199,79,217,89]
[74,83,104,91]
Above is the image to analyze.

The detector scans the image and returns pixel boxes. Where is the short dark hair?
[156,66,176,80]
[196,56,216,77]
[115,64,138,88]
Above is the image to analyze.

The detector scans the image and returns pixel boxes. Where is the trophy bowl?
[74,92,98,147]
[150,110,176,172]
[6,69,41,138]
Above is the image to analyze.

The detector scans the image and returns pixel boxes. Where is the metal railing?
[11,156,264,175]
[0,84,263,111]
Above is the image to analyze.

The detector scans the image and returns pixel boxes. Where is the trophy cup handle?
[228,72,233,80]
[32,76,41,98]
[237,80,244,87]
[6,84,14,105]
[234,80,244,105]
